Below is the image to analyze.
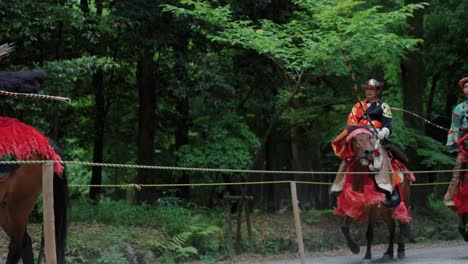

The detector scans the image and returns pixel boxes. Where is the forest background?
[1,0,467,263]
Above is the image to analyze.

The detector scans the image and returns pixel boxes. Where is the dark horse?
[0,55,69,263]
[338,127,412,263]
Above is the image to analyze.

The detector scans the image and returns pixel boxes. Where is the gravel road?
[209,240,468,264]
[267,240,468,264]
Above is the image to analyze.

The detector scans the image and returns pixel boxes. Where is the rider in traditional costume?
[331,78,413,222]
[444,77,468,208]
[331,79,394,193]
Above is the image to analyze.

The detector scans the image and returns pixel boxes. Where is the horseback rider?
[331,78,393,193]
[444,77,468,207]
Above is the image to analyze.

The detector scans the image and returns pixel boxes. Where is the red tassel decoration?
[0,117,63,175]
[393,202,411,223]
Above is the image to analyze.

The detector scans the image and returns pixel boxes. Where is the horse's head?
[346,126,375,167]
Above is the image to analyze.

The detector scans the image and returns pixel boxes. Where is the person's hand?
[447,143,458,153]
[377,127,390,140]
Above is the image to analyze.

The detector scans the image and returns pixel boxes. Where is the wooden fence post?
[43,162,57,264]
[290,181,306,264]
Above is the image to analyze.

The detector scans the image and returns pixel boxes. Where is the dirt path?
[210,240,468,264]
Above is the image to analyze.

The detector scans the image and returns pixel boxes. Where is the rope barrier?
[0,160,463,175]
[68,180,451,189]
[0,160,456,187]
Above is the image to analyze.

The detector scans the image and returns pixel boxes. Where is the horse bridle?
[346,128,376,164]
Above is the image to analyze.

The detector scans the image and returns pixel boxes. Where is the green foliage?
[412,193,459,242]
[149,232,198,261]
[65,138,93,197]
[96,251,128,264]
[427,193,457,221]
[42,56,118,103]
[391,121,454,167]
[148,224,221,262]
[176,113,260,181]
[68,199,224,261]
[71,198,160,226]
[163,0,426,79]
[304,209,334,224]
[255,236,290,255]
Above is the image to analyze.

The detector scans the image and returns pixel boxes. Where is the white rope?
[0,160,461,175]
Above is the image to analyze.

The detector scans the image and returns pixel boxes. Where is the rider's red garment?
[0,117,63,175]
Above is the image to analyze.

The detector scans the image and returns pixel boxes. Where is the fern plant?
[148,224,222,262]
[149,232,198,261]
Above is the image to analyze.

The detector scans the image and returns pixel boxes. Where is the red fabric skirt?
[335,162,412,223]
[0,116,63,175]
[453,173,468,216]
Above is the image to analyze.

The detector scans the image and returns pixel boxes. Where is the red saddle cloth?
[452,135,468,216]
[0,116,63,175]
[335,161,412,223]
[453,174,468,216]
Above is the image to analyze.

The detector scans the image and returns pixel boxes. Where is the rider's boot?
[444,162,463,207]
[331,160,349,193]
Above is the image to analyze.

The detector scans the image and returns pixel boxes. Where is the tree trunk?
[96,0,103,16]
[136,47,157,203]
[290,126,316,209]
[49,1,66,142]
[90,69,105,201]
[80,0,89,14]
[401,1,425,130]
[175,97,190,198]
[401,0,427,206]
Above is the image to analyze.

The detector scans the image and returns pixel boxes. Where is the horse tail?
[38,139,70,264]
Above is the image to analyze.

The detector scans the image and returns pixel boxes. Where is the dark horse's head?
[346,126,375,167]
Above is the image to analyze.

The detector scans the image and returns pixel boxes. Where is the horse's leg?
[6,240,22,264]
[396,222,409,259]
[341,216,360,254]
[21,230,34,264]
[363,207,376,263]
[4,164,43,264]
[395,176,412,259]
[458,213,468,241]
[5,229,34,264]
[381,209,395,259]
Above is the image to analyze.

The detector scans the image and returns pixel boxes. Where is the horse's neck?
[351,162,366,192]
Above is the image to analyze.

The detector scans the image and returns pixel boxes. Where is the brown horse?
[338,127,412,263]
[0,138,69,264]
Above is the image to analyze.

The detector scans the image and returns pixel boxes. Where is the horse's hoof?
[350,244,360,255]
[382,253,393,260]
[398,251,405,260]
[362,258,372,264]
[341,226,360,254]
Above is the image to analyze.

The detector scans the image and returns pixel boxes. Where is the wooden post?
[245,200,254,251]
[43,163,57,264]
[290,181,306,264]
[224,194,234,256]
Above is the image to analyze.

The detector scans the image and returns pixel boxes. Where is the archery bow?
[0,90,71,103]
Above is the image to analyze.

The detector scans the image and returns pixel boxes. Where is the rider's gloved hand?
[377,127,390,140]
